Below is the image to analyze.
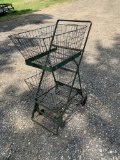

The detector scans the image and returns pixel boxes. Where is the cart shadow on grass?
[0,34,120,159]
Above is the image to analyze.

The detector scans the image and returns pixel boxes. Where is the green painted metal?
[26,48,57,62]
[10,19,92,135]
[26,50,82,72]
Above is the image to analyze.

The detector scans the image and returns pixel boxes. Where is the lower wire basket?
[25,72,79,114]
[24,69,83,134]
[37,84,78,113]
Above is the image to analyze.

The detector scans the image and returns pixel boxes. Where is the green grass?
[0,0,71,17]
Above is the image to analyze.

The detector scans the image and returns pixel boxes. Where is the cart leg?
[77,68,87,105]
[52,71,58,86]
[55,125,59,135]
[54,116,65,135]
[81,95,87,105]
[31,102,39,119]
[73,57,87,106]
[36,70,45,97]
[77,71,87,105]
[77,71,83,95]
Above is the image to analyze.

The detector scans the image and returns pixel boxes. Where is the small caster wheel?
[39,109,45,115]
[60,121,65,128]
[81,95,87,106]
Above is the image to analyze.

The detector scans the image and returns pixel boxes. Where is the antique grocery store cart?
[9,19,92,134]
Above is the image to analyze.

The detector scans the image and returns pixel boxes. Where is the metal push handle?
[56,19,92,25]
[50,19,92,51]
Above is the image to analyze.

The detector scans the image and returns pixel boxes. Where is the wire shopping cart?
[9,19,92,134]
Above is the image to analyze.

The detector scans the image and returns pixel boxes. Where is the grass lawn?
[0,0,71,16]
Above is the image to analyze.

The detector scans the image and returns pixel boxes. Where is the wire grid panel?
[31,47,79,67]
[30,22,88,68]
[25,71,78,112]
[25,72,55,98]
[54,67,80,88]
[36,84,77,112]
[9,20,91,70]
[52,23,87,51]
[9,25,55,60]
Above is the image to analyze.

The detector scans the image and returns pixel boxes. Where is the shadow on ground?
[0,39,18,73]
[0,9,34,17]
[0,13,53,32]
[0,33,120,159]
[0,13,53,73]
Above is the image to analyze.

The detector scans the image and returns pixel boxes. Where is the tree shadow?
[79,34,120,158]
[0,9,34,17]
[0,39,18,73]
[0,13,53,74]
[10,9,34,15]
[0,13,53,32]
[88,113,120,152]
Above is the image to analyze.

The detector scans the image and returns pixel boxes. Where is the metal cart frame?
[9,19,92,135]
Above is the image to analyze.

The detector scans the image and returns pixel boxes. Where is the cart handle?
[50,19,92,52]
[57,19,92,25]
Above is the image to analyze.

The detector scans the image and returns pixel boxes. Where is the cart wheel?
[60,121,65,128]
[39,109,45,115]
[31,103,39,119]
[81,95,87,106]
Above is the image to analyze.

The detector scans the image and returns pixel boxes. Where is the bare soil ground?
[0,0,120,159]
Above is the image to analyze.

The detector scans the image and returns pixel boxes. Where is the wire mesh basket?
[25,68,80,113]
[9,20,92,71]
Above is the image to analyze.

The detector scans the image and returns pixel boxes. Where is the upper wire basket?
[9,20,92,71]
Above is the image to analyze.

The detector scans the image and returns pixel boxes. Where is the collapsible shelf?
[9,19,92,134]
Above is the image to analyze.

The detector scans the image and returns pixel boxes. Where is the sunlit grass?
[0,0,71,17]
